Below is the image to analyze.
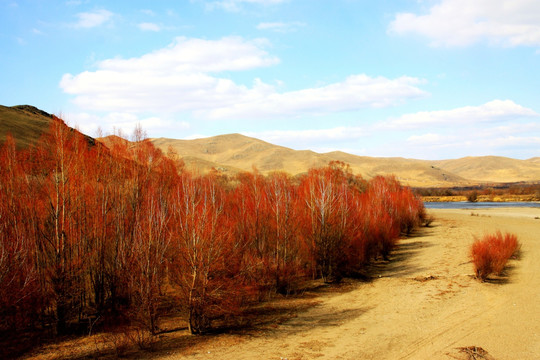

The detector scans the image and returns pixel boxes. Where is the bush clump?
[471,231,519,281]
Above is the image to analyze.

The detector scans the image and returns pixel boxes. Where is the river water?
[424,201,540,209]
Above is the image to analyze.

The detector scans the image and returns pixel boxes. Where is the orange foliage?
[471,231,519,281]
[0,121,426,352]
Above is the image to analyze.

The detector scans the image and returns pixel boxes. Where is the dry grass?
[450,346,495,360]
[3,104,540,187]
[151,134,540,186]
[0,105,52,148]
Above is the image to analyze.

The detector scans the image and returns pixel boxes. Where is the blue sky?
[1,0,539,159]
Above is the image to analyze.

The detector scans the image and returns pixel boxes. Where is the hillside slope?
[150,135,470,187]
[151,134,540,186]
[433,156,540,183]
[150,134,332,175]
[0,105,52,148]
[1,104,539,187]
[324,151,467,187]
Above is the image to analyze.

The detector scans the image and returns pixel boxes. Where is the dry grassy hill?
[323,151,468,187]
[432,156,540,183]
[2,104,540,187]
[150,135,472,187]
[150,134,332,175]
[0,105,52,148]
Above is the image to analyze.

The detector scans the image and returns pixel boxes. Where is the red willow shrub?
[0,120,425,346]
[297,163,425,282]
[471,231,519,281]
[298,162,360,282]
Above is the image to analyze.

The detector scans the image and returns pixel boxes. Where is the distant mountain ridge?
[1,104,540,187]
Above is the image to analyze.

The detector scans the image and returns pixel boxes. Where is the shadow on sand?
[21,228,437,360]
[363,227,435,279]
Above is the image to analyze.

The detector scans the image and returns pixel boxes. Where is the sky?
[1,0,540,160]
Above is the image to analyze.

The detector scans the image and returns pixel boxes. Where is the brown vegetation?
[19,208,540,360]
[418,183,540,202]
[0,105,52,148]
[0,118,426,358]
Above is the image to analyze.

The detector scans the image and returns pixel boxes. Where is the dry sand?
[25,208,540,360]
[158,208,540,360]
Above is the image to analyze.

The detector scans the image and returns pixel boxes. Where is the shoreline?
[421,195,540,202]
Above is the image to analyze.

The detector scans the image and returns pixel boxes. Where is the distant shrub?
[466,190,478,202]
[471,231,519,281]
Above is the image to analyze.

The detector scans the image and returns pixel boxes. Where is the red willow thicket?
[0,119,426,341]
[471,231,520,281]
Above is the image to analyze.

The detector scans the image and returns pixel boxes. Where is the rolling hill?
[0,105,52,148]
[432,156,540,183]
[150,135,471,187]
[1,104,540,187]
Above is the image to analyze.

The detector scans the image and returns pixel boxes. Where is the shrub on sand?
[471,231,519,281]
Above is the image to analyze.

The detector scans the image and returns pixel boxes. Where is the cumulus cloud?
[138,22,160,32]
[244,126,366,144]
[60,36,427,118]
[67,112,189,138]
[384,100,538,129]
[140,9,155,16]
[238,126,369,153]
[403,131,540,159]
[382,101,540,158]
[205,0,287,12]
[79,36,277,74]
[71,9,113,28]
[389,0,540,47]
[257,21,306,33]
[203,75,426,119]
[407,133,448,145]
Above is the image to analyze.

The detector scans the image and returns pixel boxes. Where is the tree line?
[0,118,426,344]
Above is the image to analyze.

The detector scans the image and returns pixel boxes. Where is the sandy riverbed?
[157,208,540,360]
[26,208,540,360]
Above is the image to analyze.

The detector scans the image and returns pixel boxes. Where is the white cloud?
[492,135,540,147]
[389,0,540,47]
[206,0,286,12]
[257,21,306,33]
[60,36,427,118]
[407,133,448,144]
[71,9,113,28]
[244,126,366,144]
[239,127,369,153]
[382,101,540,158]
[92,36,278,73]
[203,75,427,119]
[141,9,155,16]
[138,22,160,32]
[384,100,538,129]
[67,112,189,137]
[402,131,540,159]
